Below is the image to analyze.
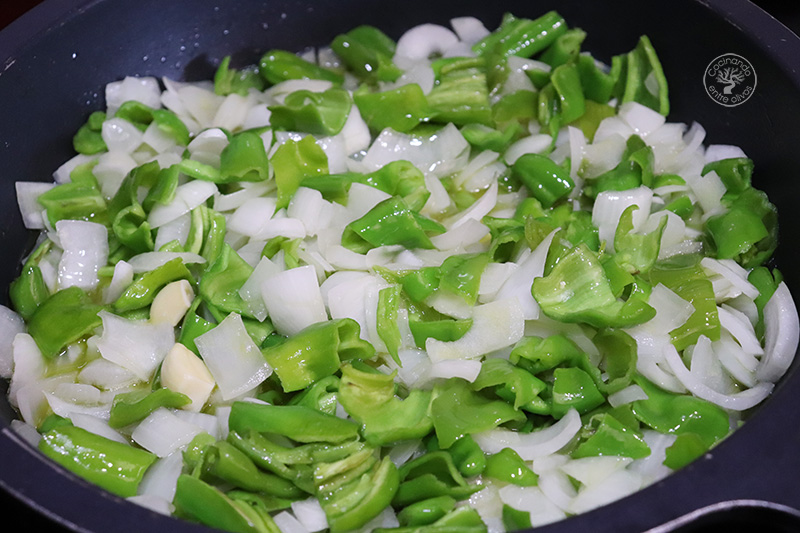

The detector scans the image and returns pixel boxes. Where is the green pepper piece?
[272,135,329,209]
[174,474,269,533]
[215,56,267,96]
[427,57,492,127]
[199,244,254,317]
[618,35,669,115]
[39,426,156,498]
[38,414,74,433]
[338,363,433,446]
[397,496,457,527]
[473,11,567,59]
[550,62,586,124]
[219,131,270,183]
[438,253,489,306]
[472,358,547,411]
[115,101,190,145]
[179,297,216,355]
[583,135,653,198]
[28,287,102,359]
[38,176,109,227]
[614,204,667,275]
[532,244,656,328]
[428,434,486,478]
[631,376,730,449]
[331,26,402,83]
[204,440,306,499]
[259,50,343,85]
[109,388,191,428]
[114,257,194,312]
[359,160,430,212]
[377,285,402,363]
[706,206,768,261]
[73,111,107,154]
[229,402,360,444]
[394,451,481,507]
[702,157,753,195]
[354,84,429,133]
[512,153,574,208]
[573,413,650,459]
[9,265,50,320]
[570,100,616,141]
[748,266,782,340]
[227,431,315,491]
[342,197,444,253]
[322,456,399,533]
[502,504,532,531]
[484,448,538,486]
[430,379,525,449]
[461,122,522,153]
[666,195,694,219]
[541,28,586,67]
[648,261,720,350]
[269,88,352,136]
[289,375,339,415]
[176,158,222,182]
[409,318,472,348]
[593,329,638,395]
[551,367,605,418]
[577,54,623,105]
[663,432,707,470]
[264,318,373,392]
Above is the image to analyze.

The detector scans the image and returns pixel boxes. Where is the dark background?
[1,0,800,531]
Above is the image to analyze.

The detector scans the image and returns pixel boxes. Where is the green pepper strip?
[28,286,103,359]
[258,49,344,85]
[272,135,329,209]
[263,318,373,393]
[114,257,194,313]
[512,153,574,208]
[215,56,267,96]
[484,448,538,486]
[108,388,191,428]
[354,84,429,133]
[342,196,445,253]
[228,402,360,444]
[330,25,402,83]
[173,474,267,533]
[269,88,352,136]
[473,11,567,59]
[39,426,156,498]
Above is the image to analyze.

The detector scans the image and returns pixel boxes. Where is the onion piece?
[0,306,25,379]
[15,182,53,230]
[291,498,328,533]
[56,220,108,291]
[757,282,800,382]
[664,344,773,410]
[426,298,525,362]
[131,408,207,457]
[475,408,581,460]
[96,311,175,381]
[195,313,272,400]
[395,24,459,62]
[608,385,648,407]
[148,180,217,229]
[495,229,557,320]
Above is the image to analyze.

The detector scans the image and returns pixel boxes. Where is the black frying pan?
[2,1,800,531]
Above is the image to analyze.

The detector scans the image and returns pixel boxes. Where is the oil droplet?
[71,52,77,59]
[160,56,167,63]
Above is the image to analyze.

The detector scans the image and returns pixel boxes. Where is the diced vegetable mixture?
[3,10,798,533]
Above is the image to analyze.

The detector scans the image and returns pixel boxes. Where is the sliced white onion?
[291,498,328,533]
[445,181,498,230]
[757,282,800,382]
[395,24,459,62]
[238,256,281,322]
[102,260,135,305]
[592,186,653,253]
[428,360,482,382]
[718,305,763,356]
[261,265,327,336]
[426,298,524,362]
[0,306,25,379]
[560,456,633,487]
[102,117,144,154]
[195,313,272,400]
[96,311,175,381]
[504,134,552,165]
[608,384,649,407]
[618,101,665,137]
[704,144,747,163]
[56,220,108,291]
[154,212,192,250]
[569,469,643,514]
[148,180,217,229]
[475,408,581,460]
[450,16,490,44]
[362,124,468,179]
[664,344,773,410]
[131,408,207,457]
[77,357,138,391]
[495,229,557,320]
[93,151,138,198]
[70,413,128,444]
[105,76,161,116]
[54,153,99,184]
[137,450,183,500]
[126,252,205,273]
[498,485,566,527]
[15,182,53,230]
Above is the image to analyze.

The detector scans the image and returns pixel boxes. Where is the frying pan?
[1,0,800,531]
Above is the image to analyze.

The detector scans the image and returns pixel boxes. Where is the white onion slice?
[0,307,25,379]
[96,312,175,381]
[131,408,206,457]
[148,180,217,229]
[475,408,581,460]
[15,182,53,230]
[56,220,108,291]
[757,282,800,382]
[126,252,205,273]
[195,313,272,400]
